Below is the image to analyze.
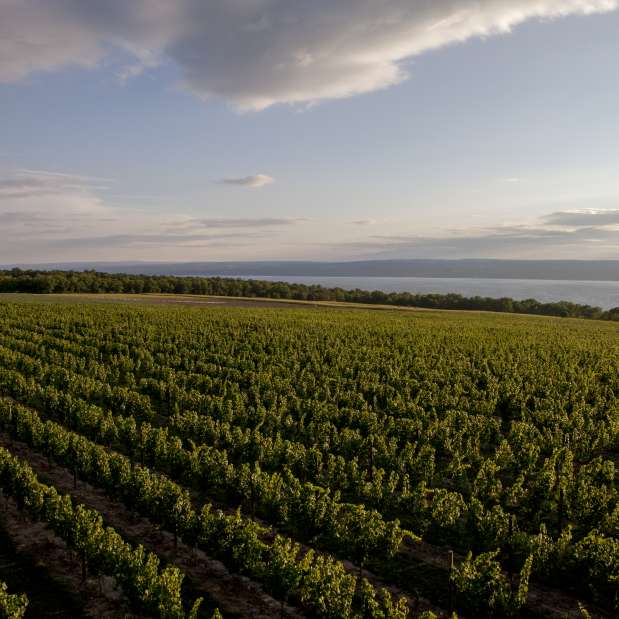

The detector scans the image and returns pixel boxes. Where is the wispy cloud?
[0,1,616,109]
[17,169,114,183]
[219,174,275,188]
[543,209,619,226]
[46,231,266,249]
[350,219,376,226]
[0,211,56,225]
[169,217,298,229]
[335,201,619,260]
[0,167,293,261]
[341,224,619,259]
[0,170,107,200]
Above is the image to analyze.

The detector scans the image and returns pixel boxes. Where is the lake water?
[228,275,619,310]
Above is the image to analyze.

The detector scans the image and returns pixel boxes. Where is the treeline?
[1,268,618,321]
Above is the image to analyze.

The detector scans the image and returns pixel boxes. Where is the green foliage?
[0,581,28,619]
[451,551,533,617]
[1,268,615,320]
[571,532,619,607]
[0,447,194,618]
[0,398,397,618]
[0,300,617,616]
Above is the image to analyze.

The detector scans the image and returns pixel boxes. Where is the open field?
[2,291,448,312]
[1,292,394,312]
[0,291,605,320]
[0,296,616,618]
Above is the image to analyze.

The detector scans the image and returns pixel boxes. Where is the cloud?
[543,209,619,226]
[0,177,64,200]
[0,170,108,222]
[0,1,616,109]
[219,174,274,188]
[46,231,266,249]
[2,166,619,261]
[0,1,102,82]
[0,211,57,225]
[0,169,109,200]
[17,169,114,183]
[0,168,292,261]
[169,217,297,229]
[340,224,619,259]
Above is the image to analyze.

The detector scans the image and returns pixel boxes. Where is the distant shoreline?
[2,268,618,320]
[3,259,619,282]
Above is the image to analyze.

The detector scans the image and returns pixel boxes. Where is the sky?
[1,0,619,264]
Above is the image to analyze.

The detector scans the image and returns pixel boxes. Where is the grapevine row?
[0,348,614,553]
[0,446,201,618]
[0,581,28,619]
[0,398,410,619]
[0,349,616,610]
[0,364,412,562]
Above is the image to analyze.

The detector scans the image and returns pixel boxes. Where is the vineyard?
[0,296,616,618]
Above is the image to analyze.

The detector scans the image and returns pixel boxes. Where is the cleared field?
[0,292,453,312]
[0,297,616,618]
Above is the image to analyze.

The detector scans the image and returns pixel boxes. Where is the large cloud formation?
[344,208,619,259]
[544,209,619,226]
[1,169,617,260]
[0,169,298,262]
[1,0,616,109]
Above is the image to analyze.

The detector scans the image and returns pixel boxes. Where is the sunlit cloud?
[0,1,616,109]
[339,225,619,259]
[0,169,287,261]
[543,209,619,226]
[219,175,275,188]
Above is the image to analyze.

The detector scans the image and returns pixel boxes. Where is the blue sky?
[1,1,618,263]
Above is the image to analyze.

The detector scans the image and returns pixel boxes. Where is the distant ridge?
[3,259,619,281]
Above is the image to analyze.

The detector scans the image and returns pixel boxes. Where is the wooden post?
[557,487,564,532]
[448,550,454,614]
[369,436,375,482]
[250,473,256,518]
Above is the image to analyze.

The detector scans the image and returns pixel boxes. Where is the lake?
[226,275,619,310]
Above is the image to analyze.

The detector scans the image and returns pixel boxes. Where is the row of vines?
[0,300,616,617]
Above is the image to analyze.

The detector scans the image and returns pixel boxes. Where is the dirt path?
[19,292,438,313]
[45,294,335,311]
[1,413,607,619]
[0,392,444,618]
[0,434,305,619]
[0,430,441,618]
[0,493,140,618]
[400,539,610,618]
[1,393,441,618]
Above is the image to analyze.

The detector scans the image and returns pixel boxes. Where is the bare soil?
[0,491,139,618]
[400,539,611,618]
[0,420,610,618]
[0,434,304,619]
[30,292,427,313]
